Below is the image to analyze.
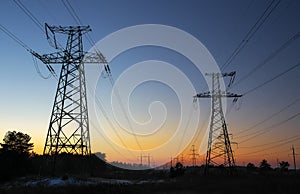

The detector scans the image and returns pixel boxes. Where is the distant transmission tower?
[32,24,107,155]
[194,72,242,174]
[190,145,197,167]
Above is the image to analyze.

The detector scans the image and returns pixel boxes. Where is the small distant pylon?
[190,145,198,167]
[180,153,184,164]
[138,153,151,167]
[194,72,242,174]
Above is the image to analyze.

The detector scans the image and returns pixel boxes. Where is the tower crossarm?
[83,51,107,64]
[31,50,65,64]
[46,23,91,34]
[31,50,107,64]
[225,92,242,98]
[205,71,236,77]
[194,92,242,98]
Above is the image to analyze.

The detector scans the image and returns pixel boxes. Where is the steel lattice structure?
[32,24,107,155]
[194,72,242,174]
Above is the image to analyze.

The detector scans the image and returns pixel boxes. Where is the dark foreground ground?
[1,173,300,194]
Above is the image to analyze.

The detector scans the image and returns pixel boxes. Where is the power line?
[0,24,57,79]
[31,54,51,79]
[235,96,300,137]
[199,0,282,94]
[11,0,63,78]
[13,0,44,32]
[242,61,300,96]
[238,111,300,144]
[238,136,300,156]
[15,1,65,51]
[61,0,82,25]
[221,0,281,71]
[239,134,300,149]
[0,24,31,51]
[238,148,291,158]
[61,0,99,49]
[232,32,300,88]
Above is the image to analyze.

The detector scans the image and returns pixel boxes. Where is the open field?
[1,173,300,194]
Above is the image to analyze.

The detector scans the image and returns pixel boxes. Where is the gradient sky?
[0,0,300,168]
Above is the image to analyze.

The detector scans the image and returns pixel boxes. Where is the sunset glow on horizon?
[1,0,300,169]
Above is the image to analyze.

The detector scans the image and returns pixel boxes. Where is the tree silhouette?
[247,162,255,168]
[246,162,256,173]
[170,162,184,178]
[259,159,271,172]
[0,131,33,154]
[0,131,34,180]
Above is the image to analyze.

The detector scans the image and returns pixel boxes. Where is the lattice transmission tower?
[194,72,242,174]
[32,23,107,155]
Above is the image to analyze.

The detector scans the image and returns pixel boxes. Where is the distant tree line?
[246,159,290,174]
[110,161,151,170]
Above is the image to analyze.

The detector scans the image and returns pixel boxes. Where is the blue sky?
[0,0,300,166]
